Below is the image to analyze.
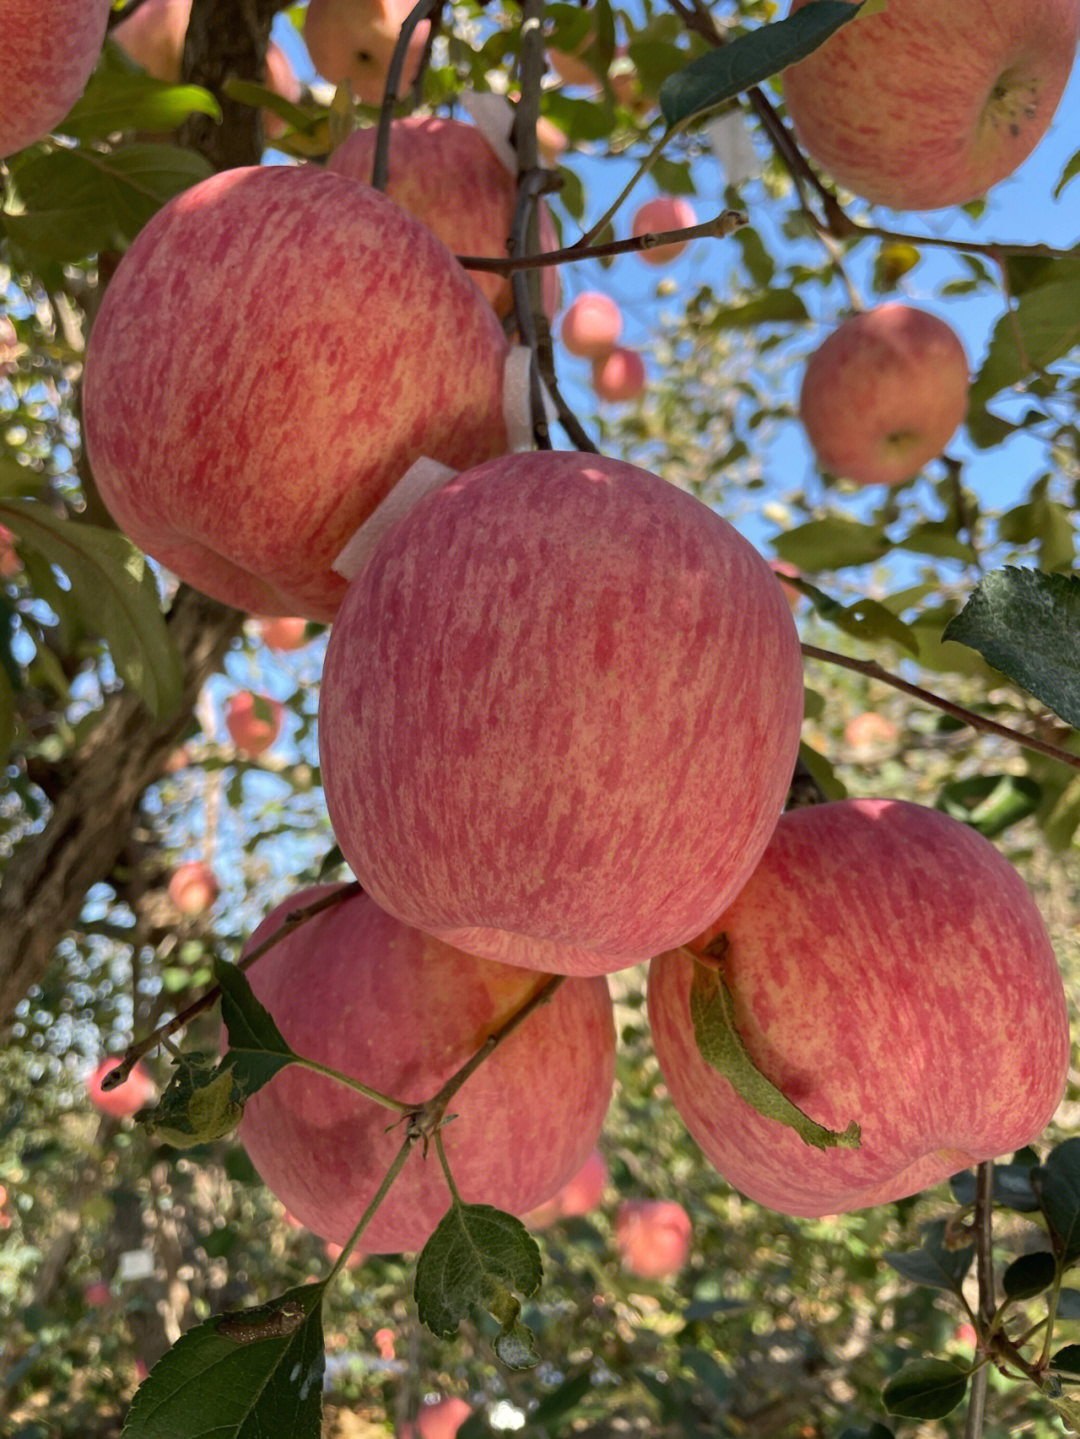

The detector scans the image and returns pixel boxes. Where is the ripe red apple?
[0,524,22,579]
[303,0,429,105]
[798,304,969,487]
[535,115,568,166]
[374,1326,396,1360]
[560,293,622,359]
[82,165,510,622]
[319,450,804,978]
[647,799,1070,1217]
[324,1239,365,1270]
[844,712,898,751]
[0,0,109,158]
[591,346,647,403]
[86,1057,157,1118]
[399,1396,473,1439]
[234,884,616,1252]
[225,691,283,757]
[255,615,311,652]
[83,1280,112,1308]
[526,1148,608,1227]
[167,859,220,916]
[632,196,697,266]
[782,0,1080,211]
[769,560,802,611]
[614,1198,692,1280]
[327,117,559,320]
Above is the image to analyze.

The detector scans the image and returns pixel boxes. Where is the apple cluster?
[25,0,1070,1256]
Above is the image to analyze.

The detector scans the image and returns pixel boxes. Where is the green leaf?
[793,579,918,656]
[144,1050,246,1148]
[935,774,1042,839]
[215,957,299,1098]
[1002,1250,1057,1301]
[659,2,871,129]
[528,1367,593,1429]
[881,1359,969,1420]
[4,143,212,262]
[1051,1394,1080,1433]
[1054,147,1080,199]
[773,518,891,572]
[122,1284,325,1439]
[59,44,221,140]
[414,1204,543,1369]
[970,260,1080,410]
[1034,1138,1080,1263]
[836,1426,895,1439]
[795,740,847,801]
[895,520,978,564]
[0,501,183,719]
[883,1220,973,1295]
[704,289,808,328]
[1052,1345,1080,1378]
[688,950,860,1151]
[998,499,1074,573]
[943,568,1080,729]
[0,660,14,767]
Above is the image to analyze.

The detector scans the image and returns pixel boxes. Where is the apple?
[224,691,284,757]
[167,859,220,915]
[560,293,623,359]
[0,0,109,158]
[319,449,804,978]
[255,615,311,652]
[844,712,899,751]
[769,560,802,611]
[535,115,568,166]
[114,0,301,139]
[526,1148,608,1227]
[233,884,616,1253]
[798,304,969,487]
[0,523,22,579]
[591,346,647,403]
[303,0,429,105]
[374,1326,396,1360]
[0,315,17,379]
[86,1057,157,1118]
[82,164,510,622]
[614,1198,692,1280]
[632,196,697,266]
[327,117,560,321]
[83,1280,112,1308]
[782,0,1080,211]
[399,1396,473,1439]
[647,799,1070,1217]
[162,745,190,774]
[324,1239,365,1270]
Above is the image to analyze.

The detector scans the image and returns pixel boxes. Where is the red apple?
[83,1280,112,1308]
[535,115,568,166]
[560,293,623,359]
[234,885,616,1253]
[0,315,18,379]
[327,117,560,320]
[82,165,510,622]
[527,1148,609,1227]
[167,859,220,916]
[782,0,1080,211]
[647,799,1070,1217]
[319,450,804,978]
[769,560,802,611]
[0,523,22,579]
[399,1396,473,1439]
[374,1326,396,1360]
[86,1057,157,1119]
[632,196,697,266]
[255,616,311,652]
[614,1198,692,1280]
[303,0,429,105]
[798,304,969,487]
[225,691,283,757]
[0,0,109,158]
[844,712,899,751]
[591,346,647,403]
[324,1239,365,1270]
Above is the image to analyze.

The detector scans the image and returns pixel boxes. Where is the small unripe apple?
[82,165,510,622]
[0,0,110,158]
[798,304,969,486]
[648,799,1070,1217]
[614,1199,692,1280]
[782,0,1080,210]
[560,293,622,359]
[319,450,804,977]
[255,616,311,652]
[167,859,220,916]
[591,346,646,403]
[234,885,616,1252]
[844,712,898,751]
[86,1058,156,1119]
[303,0,429,105]
[398,1396,473,1439]
[632,196,697,266]
[224,692,283,757]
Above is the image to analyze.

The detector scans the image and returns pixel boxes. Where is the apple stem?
[802,643,1080,773]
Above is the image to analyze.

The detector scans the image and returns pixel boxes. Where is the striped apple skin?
[1,0,109,157]
[782,0,1080,210]
[83,165,510,621]
[319,450,805,977]
[648,799,1070,1216]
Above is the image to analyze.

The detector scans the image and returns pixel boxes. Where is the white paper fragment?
[460,91,518,175]
[331,457,457,581]
[705,108,760,188]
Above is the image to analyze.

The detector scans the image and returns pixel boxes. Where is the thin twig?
[459,210,747,274]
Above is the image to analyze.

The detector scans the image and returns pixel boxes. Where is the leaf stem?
[322,1132,415,1287]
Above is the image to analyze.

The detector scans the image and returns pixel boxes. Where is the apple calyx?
[684,943,861,1153]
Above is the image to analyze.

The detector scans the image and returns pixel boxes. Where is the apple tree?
[2,1,1080,1436]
